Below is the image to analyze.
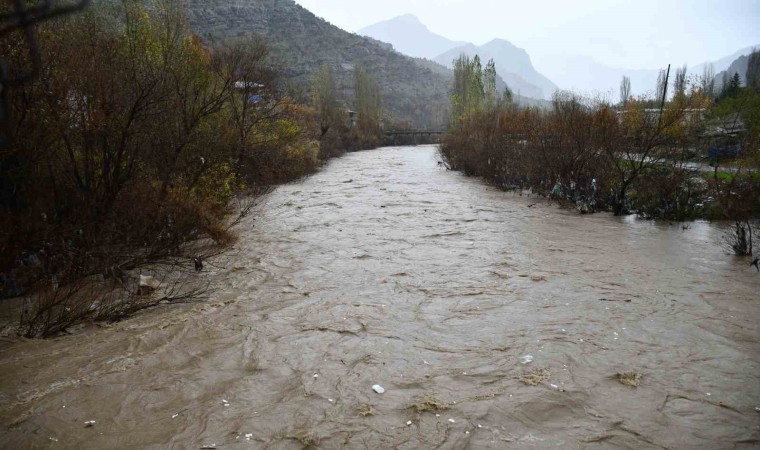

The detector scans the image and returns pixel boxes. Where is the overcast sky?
[294,0,760,71]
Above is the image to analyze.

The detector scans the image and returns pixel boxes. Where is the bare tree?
[219,38,287,173]
[656,68,670,104]
[354,64,382,136]
[312,62,342,137]
[604,76,702,215]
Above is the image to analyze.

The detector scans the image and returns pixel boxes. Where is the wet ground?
[1,145,758,449]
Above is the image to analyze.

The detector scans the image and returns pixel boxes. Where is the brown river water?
[1,145,759,449]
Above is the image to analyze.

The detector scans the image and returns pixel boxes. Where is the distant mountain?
[180,0,454,128]
[691,45,759,79]
[358,14,466,60]
[358,16,557,101]
[535,55,660,99]
[536,45,760,100]
[714,54,751,91]
[434,39,559,100]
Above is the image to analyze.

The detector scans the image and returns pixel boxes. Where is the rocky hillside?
[715,54,750,89]
[181,0,453,128]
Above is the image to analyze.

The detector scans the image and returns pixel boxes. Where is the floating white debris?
[435,414,440,417]
[519,355,534,364]
[138,275,160,294]
[372,384,385,394]
[328,398,334,402]
[550,384,558,389]
[221,399,229,407]
[200,445,217,449]
[406,420,413,426]
[478,424,482,428]
[313,374,319,379]
[84,420,96,427]
[448,418,456,423]
[245,433,253,441]
[423,360,430,365]
[465,431,470,434]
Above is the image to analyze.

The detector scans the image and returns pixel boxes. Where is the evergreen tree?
[673,65,687,98]
[719,72,742,101]
[619,76,631,105]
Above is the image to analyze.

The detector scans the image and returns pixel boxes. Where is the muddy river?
[1,146,759,449]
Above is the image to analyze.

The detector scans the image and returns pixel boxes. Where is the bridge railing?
[383,129,445,136]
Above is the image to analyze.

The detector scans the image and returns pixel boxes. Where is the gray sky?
[294,0,760,71]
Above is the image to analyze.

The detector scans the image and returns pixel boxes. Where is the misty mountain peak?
[360,14,557,100]
[482,38,523,52]
[359,13,466,60]
[394,14,422,25]
[483,38,514,47]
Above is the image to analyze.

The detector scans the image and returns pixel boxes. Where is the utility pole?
[657,64,671,130]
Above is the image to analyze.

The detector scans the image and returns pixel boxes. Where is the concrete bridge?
[383,129,445,145]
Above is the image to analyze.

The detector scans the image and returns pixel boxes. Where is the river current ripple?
[1,146,758,449]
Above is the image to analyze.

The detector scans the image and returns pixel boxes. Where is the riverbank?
[1,146,757,448]
[440,93,759,227]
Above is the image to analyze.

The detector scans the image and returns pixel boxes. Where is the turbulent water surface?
[1,146,759,449]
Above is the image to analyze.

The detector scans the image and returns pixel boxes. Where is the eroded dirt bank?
[1,146,758,449]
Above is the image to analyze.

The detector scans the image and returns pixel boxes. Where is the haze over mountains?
[536,44,758,98]
[172,0,754,127]
[357,14,466,60]
[359,15,558,100]
[359,14,758,100]
[434,40,558,101]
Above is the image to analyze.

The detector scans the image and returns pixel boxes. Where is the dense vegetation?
[441,54,760,255]
[0,1,383,336]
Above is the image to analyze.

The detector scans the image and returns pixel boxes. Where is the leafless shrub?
[19,268,209,338]
[723,220,754,256]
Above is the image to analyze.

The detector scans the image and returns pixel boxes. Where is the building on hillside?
[616,108,706,126]
[234,81,265,104]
